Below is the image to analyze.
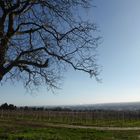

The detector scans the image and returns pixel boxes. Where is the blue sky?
[1,0,140,106]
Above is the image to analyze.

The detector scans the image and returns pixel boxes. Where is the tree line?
[0,103,71,111]
[0,103,17,110]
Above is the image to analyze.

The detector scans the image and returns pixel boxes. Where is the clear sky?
[1,0,140,106]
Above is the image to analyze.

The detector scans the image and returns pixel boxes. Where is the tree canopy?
[0,0,100,90]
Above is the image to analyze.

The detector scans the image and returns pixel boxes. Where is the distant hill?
[20,102,140,111]
[48,102,140,111]
[70,102,140,111]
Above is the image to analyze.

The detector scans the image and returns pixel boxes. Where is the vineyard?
[1,109,140,127]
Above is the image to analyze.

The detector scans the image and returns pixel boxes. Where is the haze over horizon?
[1,0,140,106]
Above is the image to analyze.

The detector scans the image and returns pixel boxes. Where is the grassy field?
[0,118,140,140]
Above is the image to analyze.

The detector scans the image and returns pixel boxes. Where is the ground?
[0,118,140,140]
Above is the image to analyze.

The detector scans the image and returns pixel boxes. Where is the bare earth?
[4,119,140,131]
[44,123,140,130]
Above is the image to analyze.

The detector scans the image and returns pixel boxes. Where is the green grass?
[0,118,140,140]
[1,125,140,140]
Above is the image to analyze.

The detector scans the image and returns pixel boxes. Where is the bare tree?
[0,0,100,90]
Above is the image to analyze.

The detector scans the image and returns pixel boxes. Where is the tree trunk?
[0,39,8,81]
[0,66,4,81]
